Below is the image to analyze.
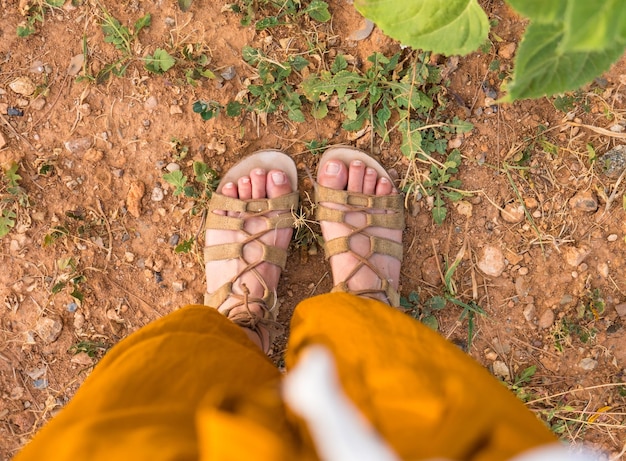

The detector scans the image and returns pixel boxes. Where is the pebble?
[34,316,63,343]
[220,66,236,80]
[560,294,574,305]
[66,302,78,313]
[448,137,463,149]
[568,191,598,212]
[106,309,124,323]
[538,309,555,329]
[421,255,443,286]
[578,358,598,371]
[523,304,536,322]
[151,186,164,202]
[596,145,626,179]
[9,76,36,96]
[492,361,510,380]
[498,42,517,59]
[532,210,542,218]
[615,303,626,318]
[607,234,618,242]
[0,132,7,149]
[8,107,24,116]
[71,352,94,366]
[73,312,85,330]
[169,105,183,115]
[477,245,506,277]
[500,202,525,223]
[597,262,609,278]
[518,267,529,276]
[154,272,163,283]
[112,168,124,178]
[124,252,135,263]
[126,181,146,218]
[64,137,93,155]
[169,234,180,246]
[562,245,591,267]
[30,98,46,111]
[144,96,158,110]
[83,148,104,163]
[172,281,185,292]
[166,162,180,172]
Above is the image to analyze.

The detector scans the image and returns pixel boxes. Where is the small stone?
[10,386,24,400]
[73,312,85,330]
[478,245,506,277]
[151,186,164,202]
[144,96,158,110]
[64,137,93,155]
[523,304,536,322]
[29,98,46,111]
[106,309,124,323]
[538,309,555,329]
[562,245,591,267]
[448,137,462,149]
[207,137,227,155]
[492,361,510,380]
[9,76,36,96]
[578,358,597,371]
[126,181,145,218]
[169,234,180,246]
[607,234,618,242]
[615,303,626,318]
[560,294,574,305]
[498,42,517,59]
[484,350,498,361]
[112,168,124,178]
[124,252,135,263]
[172,281,185,292]
[421,255,443,286]
[34,316,63,343]
[0,132,7,149]
[532,210,542,218]
[597,262,609,278]
[568,191,598,212]
[596,145,626,179]
[154,272,164,283]
[169,105,183,115]
[66,302,78,313]
[518,267,529,276]
[71,352,94,366]
[220,66,236,80]
[454,201,473,217]
[166,162,180,172]
[164,16,176,27]
[578,263,588,272]
[501,202,525,223]
[142,119,151,128]
[83,148,104,163]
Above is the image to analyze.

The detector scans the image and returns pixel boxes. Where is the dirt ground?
[1,0,625,459]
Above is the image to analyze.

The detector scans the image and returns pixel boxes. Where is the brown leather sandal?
[204,150,299,352]
[315,146,404,306]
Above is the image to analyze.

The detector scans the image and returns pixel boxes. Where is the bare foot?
[317,157,403,304]
[205,167,294,350]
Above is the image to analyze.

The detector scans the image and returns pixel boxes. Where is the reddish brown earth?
[1,0,625,459]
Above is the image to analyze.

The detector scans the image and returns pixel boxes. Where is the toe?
[267,170,293,198]
[347,160,365,192]
[251,168,267,198]
[375,176,394,196]
[363,167,377,194]
[318,159,348,190]
[237,176,252,199]
[216,182,238,216]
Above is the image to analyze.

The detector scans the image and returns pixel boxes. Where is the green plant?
[97,5,151,82]
[17,0,64,37]
[69,340,109,358]
[352,0,626,101]
[231,0,330,29]
[304,139,328,155]
[192,100,222,121]
[162,161,220,215]
[0,164,29,239]
[419,149,465,225]
[509,365,537,402]
[400,291,446,330]
[144,48,176,74]
[51,257,86,304]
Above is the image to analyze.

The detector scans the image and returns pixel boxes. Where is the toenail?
[379,177,389,184]
[224,182,235,189]
[366,167,376,176]
[241,177,250,184]
[352,160,363,167]
[325,161,341,175]
[271,172,287,185]
[254,168,266,176]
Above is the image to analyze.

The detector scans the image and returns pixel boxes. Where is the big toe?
[267,170,294,198]
[317,159,348,190]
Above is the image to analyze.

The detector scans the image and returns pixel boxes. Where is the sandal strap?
[315,184,404,307]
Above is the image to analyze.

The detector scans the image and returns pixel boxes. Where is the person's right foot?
[317,155,403,305]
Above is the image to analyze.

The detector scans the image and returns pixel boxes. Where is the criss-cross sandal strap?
[204,191,299,350]
[315,183,404,307]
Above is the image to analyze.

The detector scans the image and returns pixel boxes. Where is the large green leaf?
[560,0,626,52]
[504,22,626,101]
[505,0,566,23]
[353,0,489,56]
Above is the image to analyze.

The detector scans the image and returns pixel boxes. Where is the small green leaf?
[311,101,329,119]
[304,0,331,22]
[178,0,193,12]
[163,170,187,196]
[289,56,310,72]
[134,13,152,34]
[144,48,176,73]
[175,238,194,253]
[422,315,439,330]
[432,204,447,225]
[70,287,84,304]
[425,296,446,310]
[226,101,244,117]
[256,16,281,30]
[331,55,348,74]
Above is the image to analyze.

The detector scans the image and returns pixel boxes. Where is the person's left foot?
[205,166,295,350]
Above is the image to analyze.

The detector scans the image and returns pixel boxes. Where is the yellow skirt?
[15,293,555,460]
